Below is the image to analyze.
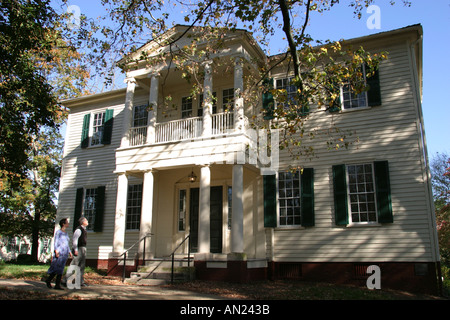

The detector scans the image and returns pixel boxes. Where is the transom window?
[126,184,142,230]
[278,171,301,226]
[91,112,105,145]
[346,164,377,223]
[84,188,97,230]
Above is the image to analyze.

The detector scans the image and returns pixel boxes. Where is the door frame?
[175,179,231,254]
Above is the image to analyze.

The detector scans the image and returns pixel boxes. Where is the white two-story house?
[57,24,441,294]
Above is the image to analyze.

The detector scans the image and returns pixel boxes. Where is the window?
[274,77,309,116]
[198,92,217,116]
[91,112,105,146]
[178,189,187,231]
[81,109,114,148]
[130,105,148,146]
[263,169,314,228]
[330,64,382,112]
[222,88,234,112]
[73,187,105,232]
[341,65,368,110]
[84,188,97,230]
[276,77,297,109]
[346,164,377,223]
[126,184,142,230]
[133,105,148,127]
[181,97,193,119]
[227,186,232,230]
[342,84,368,110]
[278,171,301,226]
[332,161,393,226]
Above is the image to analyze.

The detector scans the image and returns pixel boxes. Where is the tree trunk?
[31,209,40,263]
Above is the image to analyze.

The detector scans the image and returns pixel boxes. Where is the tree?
[0,127,62,262]
[0,0,89,261]
[431,152,450,266]
[0,0,88,190]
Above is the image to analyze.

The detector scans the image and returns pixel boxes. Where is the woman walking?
[45,218,72,289]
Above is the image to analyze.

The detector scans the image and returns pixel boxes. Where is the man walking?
[64,217,89,287]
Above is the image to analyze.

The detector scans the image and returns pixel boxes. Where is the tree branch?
[277,0,311,87]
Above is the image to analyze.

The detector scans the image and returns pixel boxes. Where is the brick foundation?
[269,261,441,295]
[194,259,441,295]
[101,256,440,295]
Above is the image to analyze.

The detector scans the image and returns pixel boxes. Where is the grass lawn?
[0,261,104,280]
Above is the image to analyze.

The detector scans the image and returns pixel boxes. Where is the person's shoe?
[54,274,64,290]
[45,273,56,289]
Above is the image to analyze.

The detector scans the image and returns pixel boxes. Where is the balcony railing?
[212,111,234,135]
[129,125,147,146]
[156,116,203,143]
[128,111,238,146]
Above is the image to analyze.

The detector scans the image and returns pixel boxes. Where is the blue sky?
[62,0,450,159]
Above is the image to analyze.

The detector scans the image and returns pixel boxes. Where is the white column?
[146,73,159,144]
[231,164,244,253]
[113,173,128,254]
[139,170,154,258]
[202,61,213,137]
[234,57,244,132]
[198,165,211,253]
[121,77,136,148]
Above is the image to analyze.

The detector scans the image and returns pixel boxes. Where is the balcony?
[128,111,237,146]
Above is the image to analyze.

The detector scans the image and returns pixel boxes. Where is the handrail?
[140,234,191,284]
[119,233,153,282]
[170,234,191,284]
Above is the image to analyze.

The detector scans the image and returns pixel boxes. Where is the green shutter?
[94,186,106,232]
[332,165,348,225]
[101,109,114,145]
[262,79,275,120]
[81,114,90,148]
[73,188,84,231]
[366,65,381,106]
[374,161,393,223]
[300,168,314,227]
[263,174,277,227]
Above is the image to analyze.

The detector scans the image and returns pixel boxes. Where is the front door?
[189,186,223,253]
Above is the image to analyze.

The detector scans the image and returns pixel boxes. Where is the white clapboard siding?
[269,39,436,262]
[57,92,127,259]
[55,26,436,264]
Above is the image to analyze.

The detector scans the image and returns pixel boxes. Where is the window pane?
[341,66,368,110]
[346,164,377,223]
[91,112,105,145]
[222,88,234,111]
[84,188,97,230]
[181,97,193,119]
[178,189,186,231]
[278,170,301,226]
[133,105,148,127]
[126,184,142,230]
